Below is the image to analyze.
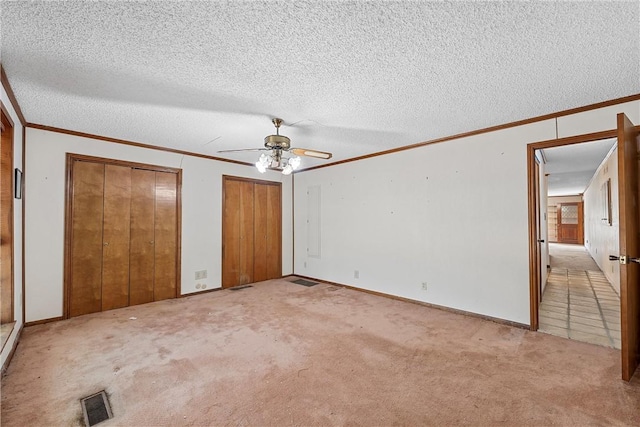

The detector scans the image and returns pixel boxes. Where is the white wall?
[584,147,620,294]
[24,128,293,322]
[293,100,640,326]
[294,120,556,325]
[1,85,24,369]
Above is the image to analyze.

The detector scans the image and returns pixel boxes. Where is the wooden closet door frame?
[64,153,182,318]
[221,175,282,288]
[1,103,14,324]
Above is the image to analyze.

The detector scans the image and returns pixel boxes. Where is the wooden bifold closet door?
[222,176,281,288]
[66,155,180,318]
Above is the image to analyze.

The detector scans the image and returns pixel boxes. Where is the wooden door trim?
[64,153,182,318]
[527,129,617,331]
[175,170,183,299]
[578,201,584,245]
[1,66,26,126]
[534,159,541,304]
[1,103,14,324]
[221,175,282,288]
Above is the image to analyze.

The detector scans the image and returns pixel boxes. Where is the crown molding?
[26,123,254,167]
[296,93,640,173]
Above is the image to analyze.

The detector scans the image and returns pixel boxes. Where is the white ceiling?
[1,1,638,170]
[542,138,616,197]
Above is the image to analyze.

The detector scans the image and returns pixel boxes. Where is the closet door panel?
[70,161,105,317]
[130,168,156,306]
[266,184,282,279]
[222,177,282,287]
[239,181,254,285]
[102,165,132,311]
[222,179,241,287]
[253,184,268,282]
[154,171,178,301]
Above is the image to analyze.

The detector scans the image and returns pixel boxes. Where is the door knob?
[610,255,640,264]
[537,239,545,243]
[103,242,109,246]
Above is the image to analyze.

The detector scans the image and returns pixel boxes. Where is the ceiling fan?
[218,118,332,174]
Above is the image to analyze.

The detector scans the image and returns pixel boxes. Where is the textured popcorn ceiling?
[1,1,639,168]
[542,138,616,197]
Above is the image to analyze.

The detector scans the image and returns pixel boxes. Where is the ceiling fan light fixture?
[264,134,291,150]
[255,154,301,175]
[288,156,301,170]
[255,162,267,173]
[218,118,332,166]
[223,118,331,175]
[255,153,270,173]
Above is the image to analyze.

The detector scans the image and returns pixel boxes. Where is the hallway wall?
[583,147,619,294]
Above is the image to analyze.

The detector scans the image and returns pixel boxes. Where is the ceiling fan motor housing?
[264,134,291,150]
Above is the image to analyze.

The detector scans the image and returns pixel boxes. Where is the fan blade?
[290,148,333,159]
[217,148,268,153]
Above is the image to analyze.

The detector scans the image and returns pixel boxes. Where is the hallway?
[539,243,621,349]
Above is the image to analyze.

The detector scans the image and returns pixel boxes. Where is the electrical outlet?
[421,282,428,291]
[354,270,359,279]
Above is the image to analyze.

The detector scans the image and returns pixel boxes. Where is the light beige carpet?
[1,278,639,426]
[549,243,600,271]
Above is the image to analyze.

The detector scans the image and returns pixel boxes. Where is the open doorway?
[528,114,640,381]
[536,138,620,349]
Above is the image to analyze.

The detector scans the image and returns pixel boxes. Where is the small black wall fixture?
[14,168,22,199]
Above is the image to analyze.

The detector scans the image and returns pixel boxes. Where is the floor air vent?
[81,390,112,426]
[229,285,253,291]
[291,279,319,287]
